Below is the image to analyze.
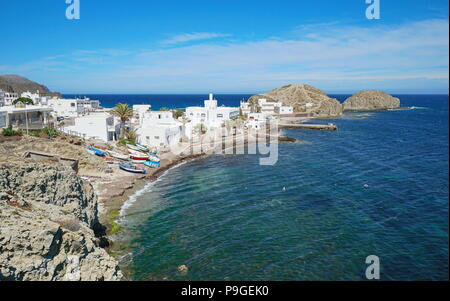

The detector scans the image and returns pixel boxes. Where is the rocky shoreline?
[0,162,122,280]
[0,135,211,280]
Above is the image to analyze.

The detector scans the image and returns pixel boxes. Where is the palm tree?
[111,103,133,138]
[123,128,138,143]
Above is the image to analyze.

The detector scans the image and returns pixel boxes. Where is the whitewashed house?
[185,94,239,135]
[277,106,293,114]
[246,113,268,130]
[136,111,184,149]
[0,105,53,130]
[47,98,78,118]
[20,91,42,104]
[3,92,19,106]
[47,97,100,118]
[240,101,251,115]
[132,104,151,125]
[258,98,280,115]
[62,112,119,141]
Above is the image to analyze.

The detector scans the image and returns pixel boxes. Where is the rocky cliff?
[343,90,400,111]
[0,162,122,281]
[0,74,60,97]
[248,84,343,117]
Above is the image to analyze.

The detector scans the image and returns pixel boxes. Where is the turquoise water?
[116,95,449,281]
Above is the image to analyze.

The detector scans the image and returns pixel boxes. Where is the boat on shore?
[92,145,107,151]
[148,154,160,162]
[87,146,106,157]
[107,150,128,160]
[135,143,150,153]
[144,160,160,168]
[129,153,150,160]
[104,157,115,164]
[119,162,146,174]
[126,144,142,152]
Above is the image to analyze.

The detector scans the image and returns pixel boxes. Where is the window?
[217,114,223,118]
[154,136,160,139]
[201,113,206,117]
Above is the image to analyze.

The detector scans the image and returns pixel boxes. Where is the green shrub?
[40,126,59,138]
[2,126,23,137]
[118,138,135,146]
[28,130,41,137]
[110,220,121,234]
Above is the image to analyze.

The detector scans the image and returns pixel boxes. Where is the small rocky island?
[343,90,401,111]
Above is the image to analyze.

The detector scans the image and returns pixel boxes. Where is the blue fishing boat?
[144,160,160,168]
[87,146,106,157]
[119,162,146,174]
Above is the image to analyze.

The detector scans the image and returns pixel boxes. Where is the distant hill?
[0,74,60,97]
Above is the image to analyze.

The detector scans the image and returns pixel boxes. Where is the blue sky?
[0,0,448,94]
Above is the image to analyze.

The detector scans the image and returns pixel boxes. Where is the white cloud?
[3,19,449,93]
[161,32,231,45]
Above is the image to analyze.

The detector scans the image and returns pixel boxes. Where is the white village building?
[278,106,293,114]
[46,97,101,118]
[136,110,184,149]
[62,112,119,141]
[3,92,19,106]
[0,105,53,130]
[240,98,293,115]
[240,101,251,115]
[131,104,151,126]
[246,113,268,130]
[185,94,239,136]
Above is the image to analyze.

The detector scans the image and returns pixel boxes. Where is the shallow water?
[113,94,448,280]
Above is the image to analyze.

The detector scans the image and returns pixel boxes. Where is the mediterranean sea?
[66,94,449,280]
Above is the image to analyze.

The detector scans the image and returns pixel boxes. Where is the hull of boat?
[87,147,105,157]
[126,144,141,151]
[135,143,150,152]
[144,160,160,168]
[148,155,160,162]
[119,163,146,174]
[108,151,128,160]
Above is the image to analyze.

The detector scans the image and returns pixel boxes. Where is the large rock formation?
[0,162,122,281]
[343,90,400,111]
[0,74,60,97]
[248,84,343,117]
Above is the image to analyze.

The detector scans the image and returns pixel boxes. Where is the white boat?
[148,154,160,162]
[128,150,149,157]
[107,150,128,160]
[126,144,141,152]
[135,143,150,152]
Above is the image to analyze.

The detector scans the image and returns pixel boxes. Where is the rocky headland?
[343,90,401,111]
[0,161,123,280]
[0,74,60,97]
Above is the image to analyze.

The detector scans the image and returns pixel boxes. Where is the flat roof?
[0,105,53,113]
